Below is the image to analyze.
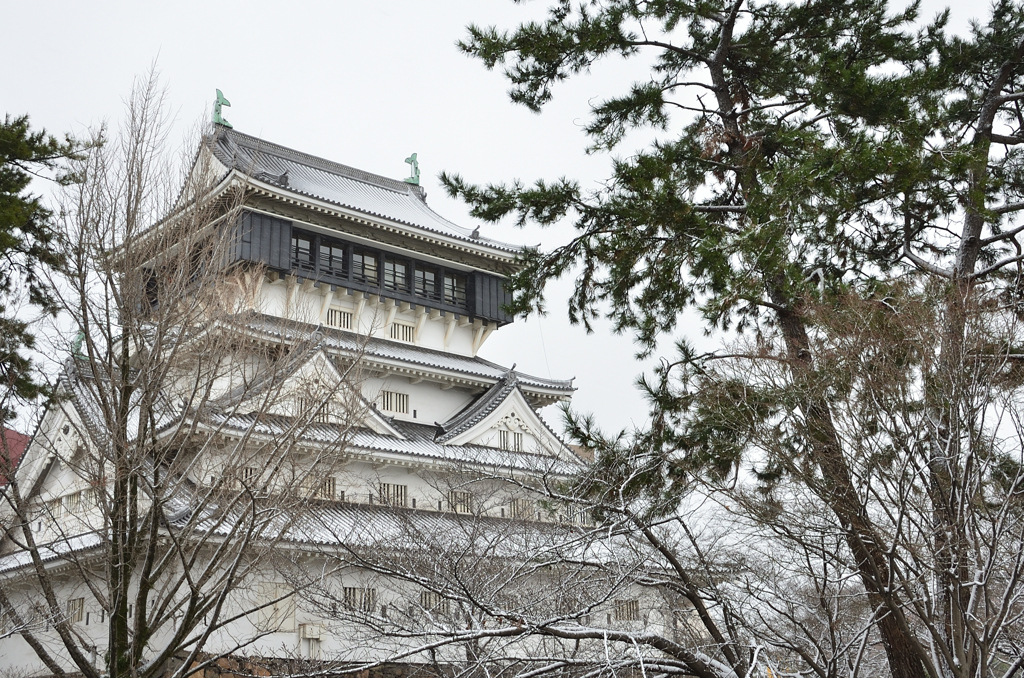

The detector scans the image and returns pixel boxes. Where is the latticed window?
[383,258,409,292]
[390,322,415,343]
[66,598,84,624]
[378,390,409,414]
[448,490,473,514]
[614,599,640,622]
[378,483,408,507]
[419,590,450,616]
[291,235,314,271]
[353,251,378,284]
[326,308,352,329]
[343,587,377,613]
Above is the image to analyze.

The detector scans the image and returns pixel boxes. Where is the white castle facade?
[0,127,668,678]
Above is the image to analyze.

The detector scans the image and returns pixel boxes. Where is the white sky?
[2,0,978,435]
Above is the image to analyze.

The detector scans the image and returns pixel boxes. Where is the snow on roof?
[201,412,579,475]
[0,531,104,574]
[211,128,519,253]
[242,313,575,396]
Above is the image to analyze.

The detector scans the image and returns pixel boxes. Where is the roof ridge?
[219,127,423,197]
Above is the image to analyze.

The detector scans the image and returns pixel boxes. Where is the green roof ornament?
[71,331,85,360]
[214,89,233,128]
[404,153,420,185]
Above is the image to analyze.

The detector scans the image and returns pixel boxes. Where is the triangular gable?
[269,349,404,438]
[437,376,571,460]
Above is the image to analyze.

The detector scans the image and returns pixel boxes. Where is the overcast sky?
[3,0,979,435]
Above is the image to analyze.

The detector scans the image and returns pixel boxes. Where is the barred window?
[378,483,408,507]
[67,598,84,624]
[448,490,473,514]
[390,322,415,343]
[310,476,336,500]
[46,498,63,519]
[614,599,640,622]
[378,390,409,414]
[498,430,523,452]
[383,258,409,292]
[297,397,332,423]
[62,492,82,515]
[419,590,451,616]
[343,587,377,613]
[509,498,535,520]
[326,308,353,329]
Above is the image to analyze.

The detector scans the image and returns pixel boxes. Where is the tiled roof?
[240,313,575,396]
[200,412,579,475]
[210,128,518,254]
[436,371,520,443]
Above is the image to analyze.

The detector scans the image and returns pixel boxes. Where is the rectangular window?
[509,498,535,520]
[353,251,378,284]
[343,587,377,613]
[414,268,438,299]
[390,322,415,343]
[319,242,346,277]
[378,390,409,414]
[291,235,315,272]
[378,483,408,507]
[297,397,331,423]
[310,476,336,500]
[63,492,82,515]
[242,467,260,485]
[443,273,467,306]
[326,308,353,330]
[613,599,640,622]
[47,498,64,519]
[419,590,451,616]
[448,490,473,514]
[498,430,523,452]
[256,583,295,632]
[383,257,409,292]
[67,598,84,624]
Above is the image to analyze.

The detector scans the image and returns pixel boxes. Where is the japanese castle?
[0,123,591,676]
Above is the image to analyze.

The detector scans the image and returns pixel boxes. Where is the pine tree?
[445,1,1024,676]
[0,115,79,414]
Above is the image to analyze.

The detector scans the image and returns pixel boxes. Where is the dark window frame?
[289,228,475,315]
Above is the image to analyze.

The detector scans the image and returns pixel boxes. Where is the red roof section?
[0,428,30,486]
